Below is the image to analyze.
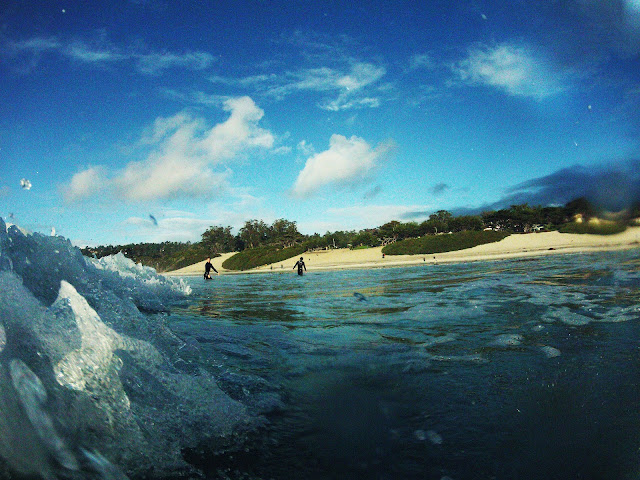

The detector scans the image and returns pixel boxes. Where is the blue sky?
[1,0,639,246]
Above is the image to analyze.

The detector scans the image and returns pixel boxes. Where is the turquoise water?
[169,250,640,479]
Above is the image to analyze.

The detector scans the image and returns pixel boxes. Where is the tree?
[270,218,302,248]
[394,222,420,240]
[378,220,401,238]
[352,230,378,247]
[239,219,270,249]
[428,210,452,233]
[201,225,235,253]
[449,215,483,232]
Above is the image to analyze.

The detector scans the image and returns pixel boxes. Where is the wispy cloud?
[135,51,214,75]
[210,61,386,110]
[292,134,393,197]
[455,43,566,100]
[4,34,215,75]
[273,62,386,110]
[121,192,274,242]
[408,53,436,71]
[62,97,274,202]
[327,204,432,228]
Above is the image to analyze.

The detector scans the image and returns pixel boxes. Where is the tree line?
[82,197,635,270]
[199,197,618,253]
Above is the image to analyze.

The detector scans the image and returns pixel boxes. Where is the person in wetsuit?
[204,257,218,279]
[293,257,306,276]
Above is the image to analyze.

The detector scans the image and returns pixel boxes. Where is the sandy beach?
[164,227,640,276]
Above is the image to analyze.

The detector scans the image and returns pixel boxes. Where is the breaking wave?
[88,251,192,297]
[0,219,257,479]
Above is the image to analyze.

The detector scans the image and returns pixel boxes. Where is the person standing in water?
[204,257,218,279]
[293,257,306,276]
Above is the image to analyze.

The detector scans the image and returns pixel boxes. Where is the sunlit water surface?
[168,250,640,480]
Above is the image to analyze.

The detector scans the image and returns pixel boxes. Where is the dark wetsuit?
[293,260,306,276]
[204,261,218,279]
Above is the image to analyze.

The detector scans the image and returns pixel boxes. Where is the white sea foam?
[546,306,591,326]
[431,353,487,363]
[492,334,523,346]
[424,333,458,347]
[88,252,192,295]
[540,345,561,358]
[0,218,254,478]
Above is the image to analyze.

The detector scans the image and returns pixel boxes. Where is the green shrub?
[382,230,510,255]
[160,244,218,272]
[223,244,307,270]
[559,222,627,235]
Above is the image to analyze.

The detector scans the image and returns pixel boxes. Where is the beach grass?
[382,230,510,255]
[222,244,307,270]
[559,222,627,235]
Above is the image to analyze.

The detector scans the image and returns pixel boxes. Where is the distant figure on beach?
[204,257,218,279]
[293,257,306,276]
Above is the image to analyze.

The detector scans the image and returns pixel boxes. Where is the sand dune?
[164,227,640,276]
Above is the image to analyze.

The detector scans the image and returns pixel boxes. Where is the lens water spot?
[426,429,443,445]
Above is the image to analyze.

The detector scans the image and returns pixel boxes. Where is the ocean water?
[2,225,640,479]
[167,249,640,480]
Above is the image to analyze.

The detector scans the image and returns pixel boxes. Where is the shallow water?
[169,250,640,479]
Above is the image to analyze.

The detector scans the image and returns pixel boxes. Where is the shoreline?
[163,228,640,277]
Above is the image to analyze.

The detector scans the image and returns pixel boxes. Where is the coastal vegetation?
[221,244,306,271]
[382,230,511,255]
[82,241,214,272]
[81,198,634,271]
[559,221,628,235]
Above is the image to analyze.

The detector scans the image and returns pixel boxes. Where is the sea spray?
[0,219,259,478]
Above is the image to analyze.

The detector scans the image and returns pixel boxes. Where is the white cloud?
[292,134,391,197]
[62,96,274,202]
[198,96,274,160]
[63,166,106,203]
[455,43,565,100]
